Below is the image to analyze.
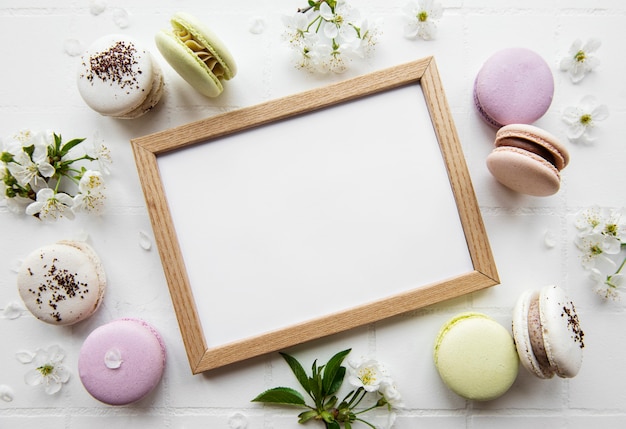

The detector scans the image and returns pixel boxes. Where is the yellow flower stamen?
[418,11,428,22]
[358,367,377,385]
[580,114,592,126]
[605,223,619,237]
[575,50,586,62]
[37,364,54,377]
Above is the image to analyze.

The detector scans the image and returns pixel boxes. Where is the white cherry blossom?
[403,0,444,41]
[559,38,601,83]
[562,95,609,144]
[19,345,70,395]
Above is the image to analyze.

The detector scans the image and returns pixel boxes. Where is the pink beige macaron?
[512,285,584,379]
[77,34,164,119]
[78,318,166,405]
[17,241,106,325]
[474,47,554,128]
[155,12,237,97]
[486,124,570,196]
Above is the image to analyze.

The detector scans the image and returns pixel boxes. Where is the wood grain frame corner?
[131,56,499,374]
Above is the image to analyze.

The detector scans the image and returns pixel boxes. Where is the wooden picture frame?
[131,57,499,374]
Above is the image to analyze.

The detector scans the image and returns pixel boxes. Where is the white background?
[1,0,625,428]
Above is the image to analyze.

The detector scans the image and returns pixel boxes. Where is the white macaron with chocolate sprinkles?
[17,241,106,326]
[77,34,164,119]
[512,285,584,379]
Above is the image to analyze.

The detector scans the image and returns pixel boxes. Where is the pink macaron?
[474,48,554,128]
[78,318,166,405]
[486,124,570,196]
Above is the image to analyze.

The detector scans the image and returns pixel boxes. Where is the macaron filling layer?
[527,293,553,375]
[173,25,226,79]
[498,136,557,169]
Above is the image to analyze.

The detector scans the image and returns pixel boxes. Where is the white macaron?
[77,34,164,119]
[17,241,106,325]
[512,285,584,379]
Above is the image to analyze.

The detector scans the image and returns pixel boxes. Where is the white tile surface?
[1,0,626,427]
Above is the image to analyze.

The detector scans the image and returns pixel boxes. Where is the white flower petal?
[47,345,65,363]
[44,380,63,395]
[568,65,588,83]
[24,369,43,386]
[55,365,71,383]
[583,38,602,53]
[16,350,35,364]
[592,104,610,121]
[319,2,334,20]
[25,200,44,216]
[0,385,14,402]
[55,192,74,206]
[139,230,152,250]
[104,348,124,369]
[37,162,55,178]
[602,236,621,254]
[611,274,625,288]
[3,301,25,319]
[559,56,575,71]
[323,22,339,39]
[566,123,586,140]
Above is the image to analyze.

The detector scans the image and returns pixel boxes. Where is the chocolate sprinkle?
[26,254,90,322]
[561,301,585,349]
[82,40,143,93]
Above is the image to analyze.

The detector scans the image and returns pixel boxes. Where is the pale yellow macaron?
[434,312,519,401]
[155,12,237,97]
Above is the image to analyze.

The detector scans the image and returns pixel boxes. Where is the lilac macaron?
[78,318,166,405]
[474,48,554,128]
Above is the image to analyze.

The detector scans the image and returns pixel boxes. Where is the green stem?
[354,400,384,416]
[54,176,62,193]
[68,154,96,163]
[354,417,377,429]
[346,387,364,408]
[614,255,626,275]
[341,387,362,408]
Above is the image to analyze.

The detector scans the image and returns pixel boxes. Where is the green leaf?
[325,420,340,429]
[251,387,306,406]
[322,348,351,395]
[320,410,335,424]
[298,410,318,423]
[54,133,63,152]
[60,137,86,155]
[23,144,35,159]
[280,352,311,395]
[327,366,345,396]
[324,395,338,410]
[0,152,13,163]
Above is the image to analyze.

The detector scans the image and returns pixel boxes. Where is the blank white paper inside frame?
[157,84,473,348]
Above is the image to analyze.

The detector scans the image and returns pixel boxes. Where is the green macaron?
[155,12,237,97]
[433,312,519,401]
